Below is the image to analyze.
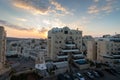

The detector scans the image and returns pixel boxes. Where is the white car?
[76,73,85,80]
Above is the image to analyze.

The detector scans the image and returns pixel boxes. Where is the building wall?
[47,27,82,60]
[0,26,6,69]
[87,40,97,61]
[96,37,120,63]
[97,41,108,62]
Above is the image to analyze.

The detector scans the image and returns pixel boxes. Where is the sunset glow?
[0,0,120,38]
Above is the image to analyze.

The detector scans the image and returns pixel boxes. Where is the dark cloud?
[0,20,33,31]
[38,27,48,33]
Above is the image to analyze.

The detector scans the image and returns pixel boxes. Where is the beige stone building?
[82,35,94,57]
[87,40,97,61]
[0,26,6,69]
[47,27,88,68]
[96,37,120,64]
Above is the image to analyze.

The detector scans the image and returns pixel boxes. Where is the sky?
[0,0,120,38]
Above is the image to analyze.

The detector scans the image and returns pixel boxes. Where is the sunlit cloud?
[5,27,47,38]
[88,5,99,14]
[43,20,50,25]
[12,0,70,15]
[88,0,117,15]
[12,0,51,15]
[50,0,70,14]
[16,18,27,22]
[0,19,50,38]
[0,19,33,31]
[42,18,65,27]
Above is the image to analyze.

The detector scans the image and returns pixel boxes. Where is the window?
[64,31,68,34]
[70,36,72,39]
[48,37,51,39]
[55,41,58,43]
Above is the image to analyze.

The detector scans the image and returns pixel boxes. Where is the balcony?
[73,56,84,60]
[57,55,68,58]
[72,52,82,54]
[65,44,76,47]
[74,54,83,57]
[74,59,86,61]
[57,53,84,59]
[62,48,79,52]
[111,53,120,56]
[66,41,75,43]
[112,55,120,57]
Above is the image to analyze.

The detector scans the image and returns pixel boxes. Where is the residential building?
[82,35,94,56]
[87,40,97,61]
[96,35,120,64]
[7,39,47,59]
[0,26,6,69]
[47,27,88,69]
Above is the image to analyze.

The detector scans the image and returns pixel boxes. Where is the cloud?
[0,19,33,31]
[93,0,99,2]
[50,0,69,14]
[0,19,49,38]
[12,0,70,15]
[16,18,27,22]
[88,0,117,15]
[42,18,66,27]
[12,0,51,15]
[38,27,48,33]
[43,20,50,25]
[88,5,99,14]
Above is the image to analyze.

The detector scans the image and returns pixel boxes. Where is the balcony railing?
[57,55,68,58]
[62,49,79,52]
[57,54,83,59]
[65,44,76,47]
[57,52,82,56]
[65,41,75,44]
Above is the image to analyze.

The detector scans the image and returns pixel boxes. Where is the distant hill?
[7,37,25,43]
[6,37,43,43]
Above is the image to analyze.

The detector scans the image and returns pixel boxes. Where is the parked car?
[76,73,85,80]
[94,70,104,77]
[90,71,100,77]
[85,72,94,79]
[64,73,74,80]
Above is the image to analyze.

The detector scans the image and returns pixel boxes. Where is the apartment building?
[87,40,97,61]
[7,39,47,58]
[47,27,88,68]
[96,37,120,64]
[0,26,6,69]
[82,35,94,56]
